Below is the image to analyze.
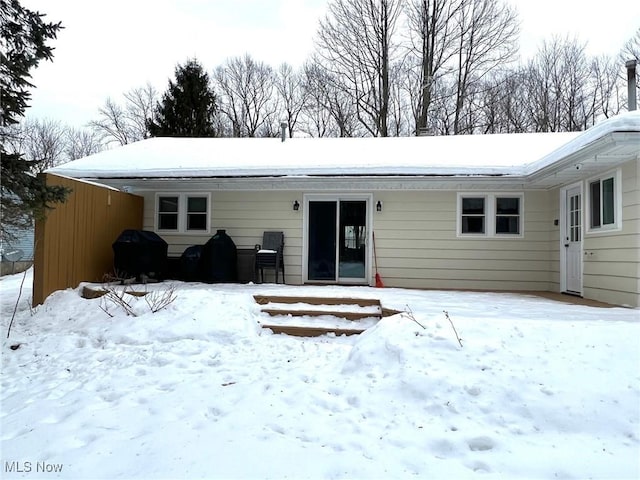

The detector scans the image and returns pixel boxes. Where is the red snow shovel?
[373,231,384,288]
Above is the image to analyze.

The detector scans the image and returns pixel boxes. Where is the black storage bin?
[200,229,237,283]
[180,245,203,281]
[112,230,168,281]
[237,248,257,283]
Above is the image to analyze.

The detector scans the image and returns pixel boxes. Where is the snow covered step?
[254,295,383,320]
[261,308,380,321]
[253,295,382,308]
[254,295,401,337]
[261,324,366,337]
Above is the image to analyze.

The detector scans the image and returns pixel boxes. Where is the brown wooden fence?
[33,174,143,305]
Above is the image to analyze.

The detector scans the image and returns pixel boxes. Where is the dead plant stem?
[443,310,463,348]
[6,268,28,338]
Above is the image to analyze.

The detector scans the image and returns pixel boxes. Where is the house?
[1,223,34,276]
[42,110,640,308]
[1,194,35,276]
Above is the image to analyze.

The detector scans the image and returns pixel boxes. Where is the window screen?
[495,197,520,234]
[158,196,179,230]
[461,197,485,234]
[186,196,208,231]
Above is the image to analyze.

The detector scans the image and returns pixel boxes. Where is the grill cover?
[200,229,237,283]
[180,245,203,281]
[112,230,168,280]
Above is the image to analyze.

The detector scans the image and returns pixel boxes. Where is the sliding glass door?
[307,197,369,283]
[338,201,366,279]
[308,201,337,281]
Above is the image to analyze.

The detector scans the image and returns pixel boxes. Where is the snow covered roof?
[523,110,640,175]
[49,111,640,180]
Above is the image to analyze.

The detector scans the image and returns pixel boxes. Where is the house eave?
[46,112,640,192]
[87,173,532,192]
[525,132,639,189]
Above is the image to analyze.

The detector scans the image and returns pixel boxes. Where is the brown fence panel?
[33,174,143,305]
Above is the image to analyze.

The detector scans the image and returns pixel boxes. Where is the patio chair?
[255,231,285,283]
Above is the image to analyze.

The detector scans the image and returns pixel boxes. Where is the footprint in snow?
[206,407,223,418]
[540,386,554,395]
[268,423,286,435]
[464,385,482,396]
[347,396,360,407]
[150,356,172,367]
[466,460,492,472]
[467,436,496,451]
[99,390,123,403]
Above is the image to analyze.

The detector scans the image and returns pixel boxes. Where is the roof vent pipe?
[627,59,637,111]
[280,121,287,142]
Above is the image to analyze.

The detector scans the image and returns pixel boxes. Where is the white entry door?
[564,186,582,294]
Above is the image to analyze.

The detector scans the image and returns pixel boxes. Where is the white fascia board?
[99,175,532,193]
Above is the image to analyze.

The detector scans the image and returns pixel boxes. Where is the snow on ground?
[1,269,639,479]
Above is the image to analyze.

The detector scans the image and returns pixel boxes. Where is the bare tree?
[90,83,158,145]
[476,73,506,133]
[620,28,639,108]
[123,83,158,140]
[621,28,640,63]
[316,0,403,136]
[521,37,599,132]
[66,127,103,160]
[451,0,519,134]
[474,70,533,133]
[405,0,463,134]
[591,54,625,119]
[8,118,67,172]
[424,76,455,134]
[90,98,131,145]
[388,60,413,136]
[274,63,308,138]
[326,82,360,137]
[3,118,102,171]
[299,59,361,137]
[499,71,535,132]
[395,53,423,134]
[214,54,278,137]
[300,61,335,137]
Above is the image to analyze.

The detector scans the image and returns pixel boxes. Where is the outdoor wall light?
[293,200,300,211]
[376,200,382,212]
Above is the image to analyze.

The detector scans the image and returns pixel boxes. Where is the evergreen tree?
[1,0,69,240]
[147,59,218,137]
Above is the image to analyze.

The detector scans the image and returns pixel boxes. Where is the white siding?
[370,191,556,291]
[138,182,639,306]
[142,190,304,283]
[1,225,34,261]
[140,189,557,290]
[547,186,562,293]
[583,158,640,307]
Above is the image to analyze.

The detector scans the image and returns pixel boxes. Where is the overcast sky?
[20,0,640,129]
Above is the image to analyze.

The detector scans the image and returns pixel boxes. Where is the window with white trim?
[461,197,486,234]
[156,193,210,233]
[457,193,523,237]
[186,196,208,230]
[587,170,621,232]
[158,196,179,230]
[495,197,521,234]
